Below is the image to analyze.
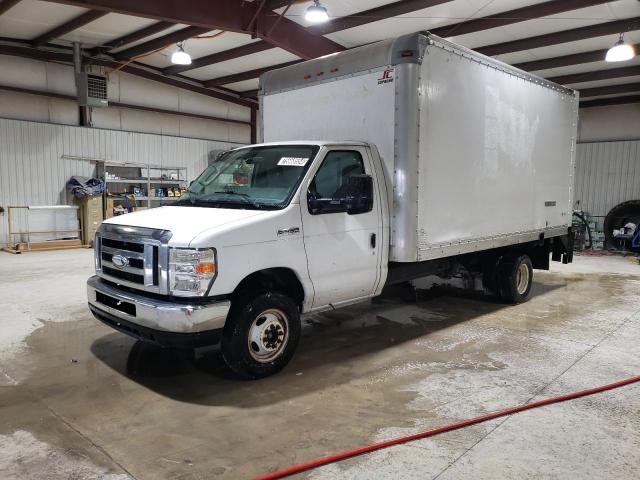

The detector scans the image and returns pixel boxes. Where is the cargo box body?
[260,33,578,263]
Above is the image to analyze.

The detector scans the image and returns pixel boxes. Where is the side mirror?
[345,175,374,215]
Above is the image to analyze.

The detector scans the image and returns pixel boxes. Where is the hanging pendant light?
[171,42,192,65]
[605,33,635,63]
[305,0,329,23]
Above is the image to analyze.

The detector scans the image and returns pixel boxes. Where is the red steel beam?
[579,82,640,98]
[41,0,343,59]
[477,17,640,57]
[113,25,210,60]
[204,60,300,87]
[32,10,108,47]
[547,66,640,86]
[0,0,22,15]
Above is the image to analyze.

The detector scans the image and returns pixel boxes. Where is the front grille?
[102,266,144,284]
[96,225,170,295]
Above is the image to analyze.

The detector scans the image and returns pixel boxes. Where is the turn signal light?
[195,263,215,274]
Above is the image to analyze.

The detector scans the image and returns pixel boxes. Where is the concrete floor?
[1,249,639,480]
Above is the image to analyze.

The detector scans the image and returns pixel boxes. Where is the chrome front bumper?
[87,276,230,334]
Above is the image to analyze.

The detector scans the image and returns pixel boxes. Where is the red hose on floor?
[252,375,640,480]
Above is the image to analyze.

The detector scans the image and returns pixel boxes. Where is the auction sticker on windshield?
[278,157,309,166]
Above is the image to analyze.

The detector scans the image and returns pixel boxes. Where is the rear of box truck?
[260,32,578,264]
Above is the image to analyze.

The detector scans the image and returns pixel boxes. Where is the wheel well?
[232,268,305,308]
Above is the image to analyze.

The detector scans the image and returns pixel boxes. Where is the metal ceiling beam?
[579,82,640,98]
[41,0,343,59]
[0,0,21,16]
[0,43,256,107]
[113,25,210,60]
[32,10,108,47]
[513,48,624,72]
[163,41,272,76]
[430,0,610,38]
[548,66,640,86]
[478,17,640,57]
[580,94,640,108]
[314,0,452,35]
[99,21,174,51]
[204,60,299,87]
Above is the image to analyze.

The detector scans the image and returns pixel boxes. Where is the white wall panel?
[0,55,251,142]
[0,118,243,244]
[574,140,640,225]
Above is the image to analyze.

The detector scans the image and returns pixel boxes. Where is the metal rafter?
[548,66,640,86]
[513,47,640,72]
[430,0,610,38]
[32,10,108,47]
[113,25,211,60]
[204,60,300,87]
[580,94,640,108]
[163,41,272,76]
[477,17,640,57]
[98,21,174,52]
[0,0,21,15]
[580,82,640,98]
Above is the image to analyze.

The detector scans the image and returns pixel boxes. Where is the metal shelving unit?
[98,162,188,217]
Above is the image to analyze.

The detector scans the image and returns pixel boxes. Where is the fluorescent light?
[171,43,192,65]
[305,1,328,23]
[605,34,635,63]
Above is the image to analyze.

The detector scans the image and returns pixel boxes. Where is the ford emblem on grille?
[111,254,129,269]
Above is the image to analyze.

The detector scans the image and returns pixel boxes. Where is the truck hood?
[103,206,268,245]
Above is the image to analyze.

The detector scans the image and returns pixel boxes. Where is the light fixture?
[305,0,329,23]
[171,42,192,65]
[605,33,635,63]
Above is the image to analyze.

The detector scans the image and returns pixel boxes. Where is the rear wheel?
[497,253,533,304]
[221,292,300,379]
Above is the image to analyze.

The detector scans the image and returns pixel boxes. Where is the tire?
[221,292,300,379]
[497,253,533,304]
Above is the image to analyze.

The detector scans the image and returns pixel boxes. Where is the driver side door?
[300,147,382,308]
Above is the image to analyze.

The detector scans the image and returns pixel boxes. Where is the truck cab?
[88,141,389,378]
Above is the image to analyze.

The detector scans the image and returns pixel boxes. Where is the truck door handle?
[370,233,376,248]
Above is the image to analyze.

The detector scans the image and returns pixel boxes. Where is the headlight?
[169,248,217,297]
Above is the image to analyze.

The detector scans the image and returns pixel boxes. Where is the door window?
[311,150,365,200]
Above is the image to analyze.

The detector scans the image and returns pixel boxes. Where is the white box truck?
[87,32,577,378]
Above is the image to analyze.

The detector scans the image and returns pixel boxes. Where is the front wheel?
[498,253,533,304]
[221,292,300,379]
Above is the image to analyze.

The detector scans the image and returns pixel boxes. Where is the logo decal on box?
[378,68,394,85]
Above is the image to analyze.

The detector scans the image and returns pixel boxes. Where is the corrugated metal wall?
[0,118,243,244]
[574,140,640,226]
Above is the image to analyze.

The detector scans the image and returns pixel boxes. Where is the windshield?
[177,144,319,210]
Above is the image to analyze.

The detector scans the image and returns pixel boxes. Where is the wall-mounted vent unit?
[76,73,108,107]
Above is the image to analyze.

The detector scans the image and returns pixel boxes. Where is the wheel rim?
[247,309,289,363]
[516,263,530,295]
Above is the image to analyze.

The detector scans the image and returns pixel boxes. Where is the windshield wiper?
[214,190,261,209]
